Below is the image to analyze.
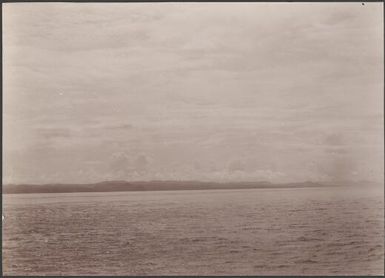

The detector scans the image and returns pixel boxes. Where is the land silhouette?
[2,180,375,194]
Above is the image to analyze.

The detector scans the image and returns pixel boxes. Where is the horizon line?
[3,179,382,187]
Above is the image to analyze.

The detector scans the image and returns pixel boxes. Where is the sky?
[3,3,384,184]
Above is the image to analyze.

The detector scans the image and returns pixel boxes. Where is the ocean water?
[2,186,384,275]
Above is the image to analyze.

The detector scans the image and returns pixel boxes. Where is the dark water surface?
[2,186,384,275]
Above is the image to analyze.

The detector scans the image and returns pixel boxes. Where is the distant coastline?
[2,180,375,194]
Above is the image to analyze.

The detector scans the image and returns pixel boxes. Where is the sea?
[2,185,384,275]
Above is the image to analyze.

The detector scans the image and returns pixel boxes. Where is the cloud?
[34,127,72,139]
[2,3,383,184]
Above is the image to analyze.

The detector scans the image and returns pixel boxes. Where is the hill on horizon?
[3,180,378,194]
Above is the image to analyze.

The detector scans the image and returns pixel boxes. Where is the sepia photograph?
[2,2,384,276]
